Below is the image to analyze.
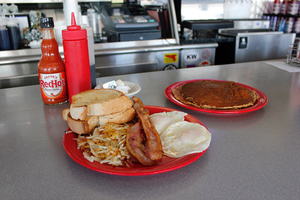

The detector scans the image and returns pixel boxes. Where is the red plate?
[165,79,268,114]
[63,105,208,176]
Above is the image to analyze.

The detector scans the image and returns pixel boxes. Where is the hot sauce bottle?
[38,17,68,105]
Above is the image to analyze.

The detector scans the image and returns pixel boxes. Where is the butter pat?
[102,80,117,89]
[101,79,130,94]
[116,79,125,86]
[116,85,130,94]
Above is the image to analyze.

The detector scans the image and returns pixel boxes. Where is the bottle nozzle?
[67,12,81,31]
[71,12,76,26]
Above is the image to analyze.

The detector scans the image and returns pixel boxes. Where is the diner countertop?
[1,60,300,200]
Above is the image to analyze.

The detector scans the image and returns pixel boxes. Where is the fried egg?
[149,111,187,135]
[160,121,211,158]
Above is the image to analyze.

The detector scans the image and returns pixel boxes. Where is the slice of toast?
[70,89,133,120]
[66,112,99,135]
[98,107,136,126]
[62,108,70,121]
[63,107,135,134]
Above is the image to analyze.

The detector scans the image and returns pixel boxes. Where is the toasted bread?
[70,89,133,120]
[70,104,87,121]
[62,108,70,121]
[64,107,135,134]
[63,89,135,134]
[66,113,99,135]
[98,107,136,126]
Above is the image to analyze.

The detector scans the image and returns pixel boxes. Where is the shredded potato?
[75,123,131,166]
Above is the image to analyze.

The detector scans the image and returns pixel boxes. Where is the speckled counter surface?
[1,60,299,200]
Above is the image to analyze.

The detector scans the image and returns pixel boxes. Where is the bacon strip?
[126,121,159,166]
[132,97,163,161]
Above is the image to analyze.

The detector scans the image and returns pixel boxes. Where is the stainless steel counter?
[1,60,300,200]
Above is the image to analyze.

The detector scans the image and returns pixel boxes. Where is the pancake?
[172,80,260,110]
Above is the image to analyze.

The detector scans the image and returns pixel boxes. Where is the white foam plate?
[95,81,141,98]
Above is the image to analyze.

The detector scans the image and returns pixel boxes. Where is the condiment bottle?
[280,0,289,14]
[38,17,68,105]
[62,12,91,103]
[6,15,21,50]
[0,16,11,50]
[287,0,299,15]
[0,26,11,50]
[272,0,282,14]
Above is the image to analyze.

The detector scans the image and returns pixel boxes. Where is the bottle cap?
[40,17,54,28]
[62,12,87,40]
[6,15,18,27]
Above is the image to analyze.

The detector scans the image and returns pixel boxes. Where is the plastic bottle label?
[280,4,287,14]
[272,3,281,14]
[39,72,67,98]
[288,3,299,15]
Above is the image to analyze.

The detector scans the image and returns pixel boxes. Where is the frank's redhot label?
[39,72,68,99]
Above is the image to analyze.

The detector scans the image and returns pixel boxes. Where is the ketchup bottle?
[38,17,68,105]
[62,12,91,103]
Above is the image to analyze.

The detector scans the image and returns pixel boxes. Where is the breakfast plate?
[95,81,141,98]
[63,105,208,176]
[165,79,268,114]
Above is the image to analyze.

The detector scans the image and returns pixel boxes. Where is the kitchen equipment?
[179,19,234,66]
[218,29,296,63]
[229,19,270,29]
[101,3,161,42]
[144,5,172,39]
[173,0,231,67]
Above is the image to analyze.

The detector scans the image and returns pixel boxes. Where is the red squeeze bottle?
[62,12,92,103]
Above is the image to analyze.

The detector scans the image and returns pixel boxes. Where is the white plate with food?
[95,80,141,98]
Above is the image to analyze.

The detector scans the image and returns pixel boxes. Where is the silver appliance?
[177,19,234,66]
[101,3,161,42]
[230,19,270,29]
[218,29,296,63]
